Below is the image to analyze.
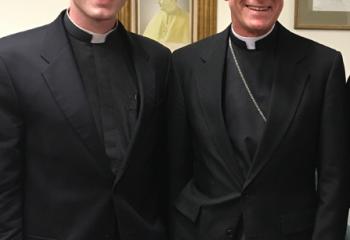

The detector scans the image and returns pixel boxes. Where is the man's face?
[227,0,283,36]
[70,0,126,23]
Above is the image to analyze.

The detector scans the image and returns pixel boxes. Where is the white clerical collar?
[231,25,275,50]
[66,10,118,44]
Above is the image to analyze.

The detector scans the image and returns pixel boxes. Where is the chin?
[248,23,273,34]
[90,11,116,21]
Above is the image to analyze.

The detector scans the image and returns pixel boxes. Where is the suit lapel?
[244,24,311,189]
[40,13,112,176]
[113,30,156,185]
[196,28,246,187]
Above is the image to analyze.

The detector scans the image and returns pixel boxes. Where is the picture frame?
[119,0,217,50]
[295,0,350,30]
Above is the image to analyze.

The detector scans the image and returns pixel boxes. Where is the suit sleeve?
[347,77,350,113]
[167,56,194,236]
[312,52,350,240]
[0,57,24,239]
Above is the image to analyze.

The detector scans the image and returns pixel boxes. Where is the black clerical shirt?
[63,14,138,176]
[224,26,278,178]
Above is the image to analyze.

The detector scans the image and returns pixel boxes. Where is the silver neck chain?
[228,38,267,123]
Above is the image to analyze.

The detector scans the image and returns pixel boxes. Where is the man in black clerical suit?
[168,0,349,240]
[0,0,170,239]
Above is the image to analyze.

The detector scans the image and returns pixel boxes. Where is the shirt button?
[226,228,234,239]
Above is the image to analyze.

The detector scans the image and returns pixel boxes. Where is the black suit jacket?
[0,12,170,240]
[347,76,350,97]
[168,23,349,240]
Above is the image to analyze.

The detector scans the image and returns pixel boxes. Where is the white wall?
[217,1,350,78]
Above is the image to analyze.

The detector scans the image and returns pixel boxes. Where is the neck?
[68,9,117,34]
[232,25,274,39]
[232,23,275,38]
[231,24,275,50]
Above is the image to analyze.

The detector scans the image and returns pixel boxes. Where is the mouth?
[246,4,271,12]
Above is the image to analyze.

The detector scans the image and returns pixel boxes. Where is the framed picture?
[119,0,217,50]
[295,0,350,30]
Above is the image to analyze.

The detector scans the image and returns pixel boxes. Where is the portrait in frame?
[119,0,217,51]
[295,0,350,30]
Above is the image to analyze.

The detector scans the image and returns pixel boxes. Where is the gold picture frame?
[119,0,217,49]
[295,0,350,30]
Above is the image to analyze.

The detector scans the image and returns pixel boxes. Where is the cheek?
[229,3,242,18]
[275,2,284,16]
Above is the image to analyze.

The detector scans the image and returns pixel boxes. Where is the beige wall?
[0,1,349,77]
[217,1,350,78]
[0,1,68,38]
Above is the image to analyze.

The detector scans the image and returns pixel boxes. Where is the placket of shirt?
[93,43,122,173]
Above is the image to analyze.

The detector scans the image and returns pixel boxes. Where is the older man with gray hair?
[168,0,350,240]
